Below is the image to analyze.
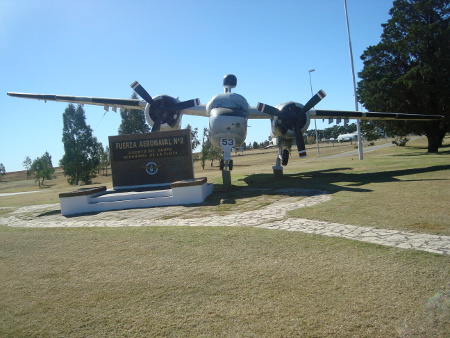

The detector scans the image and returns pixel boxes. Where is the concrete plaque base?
[59,178,213,216]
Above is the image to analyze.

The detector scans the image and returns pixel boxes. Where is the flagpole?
[344,0,363,160]
[309,69,320,156]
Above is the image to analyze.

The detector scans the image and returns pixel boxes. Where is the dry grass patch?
[0,207,14,217]
[0,226,448,336]
[287,137,450,235]
[0,171,113,208]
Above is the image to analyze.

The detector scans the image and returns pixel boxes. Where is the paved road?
[0,190,53,197]
[1,188,449,256]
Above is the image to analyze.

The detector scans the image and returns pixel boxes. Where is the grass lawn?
[284,139,450,235]
[1,226,449,337]
[0,136,449,336]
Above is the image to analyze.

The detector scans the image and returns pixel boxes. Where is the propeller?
[257,90,326,159]
[130,81,200,132]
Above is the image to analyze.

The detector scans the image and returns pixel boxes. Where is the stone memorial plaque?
[109,129,194,189]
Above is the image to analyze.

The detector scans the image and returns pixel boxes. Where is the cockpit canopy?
[206,92,250,118]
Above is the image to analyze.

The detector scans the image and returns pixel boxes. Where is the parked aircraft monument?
[8,74,443,178]
[7,74,444,214]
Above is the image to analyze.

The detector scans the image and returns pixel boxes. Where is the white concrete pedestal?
[59,178,213,216]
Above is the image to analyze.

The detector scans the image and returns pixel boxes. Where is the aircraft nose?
[211,107,247,117]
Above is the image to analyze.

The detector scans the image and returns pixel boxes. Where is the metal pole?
[309,69,320,156]
[344,0,363,160]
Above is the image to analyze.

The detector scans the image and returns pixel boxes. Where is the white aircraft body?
[7,74,444,173]
[337,132,359,142]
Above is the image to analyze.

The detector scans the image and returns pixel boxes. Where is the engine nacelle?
[144,95,183,131]
[270,101,311,139]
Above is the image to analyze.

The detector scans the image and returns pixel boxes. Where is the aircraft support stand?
[222,170,232,188]
[273,157,283,178]
[220,138,235,189]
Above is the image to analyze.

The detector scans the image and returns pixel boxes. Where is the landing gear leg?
[282,149,289,166]
[273,138,284,178]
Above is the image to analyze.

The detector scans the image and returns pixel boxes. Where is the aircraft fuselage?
[206,92,249,148]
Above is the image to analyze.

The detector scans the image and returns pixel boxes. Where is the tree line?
[357,0,449,152]
[3,117,382,186]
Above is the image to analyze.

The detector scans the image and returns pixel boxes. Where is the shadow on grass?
[51,164,449,217]
[37,210,61,217]
[391,149,450,157]
[39,185,55,189]
[187,163,450,209]
[241,164,450,192]
[391,143,450,156]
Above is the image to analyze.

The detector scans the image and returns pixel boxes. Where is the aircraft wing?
[249,107,271,119]
[178,105,208,117]
[7,92,210,117]
[248,107,443,121]
[311,109,444,121]
[7,92,146,112]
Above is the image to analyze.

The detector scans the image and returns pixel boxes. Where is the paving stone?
[0,188,448,256]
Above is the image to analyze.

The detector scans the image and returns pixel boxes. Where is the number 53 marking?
[220,138,235,147]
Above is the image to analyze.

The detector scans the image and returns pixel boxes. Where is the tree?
[98,145,110,176]
[345,123,357,134]
[31,152,55,187]
[208,146,222,167]
[22,156,32,179]
[261,139,270,147]
[306,136,315,145]
[357,0,449,152]
[328,125,345,140]
[0,163,5,180]
[118,92,150,135]
[200,128,211,169]
[186,124,200,150]
[60,104,101,185]
[199,128,222,168]
[305,129,317,138]
[361,121,384,142]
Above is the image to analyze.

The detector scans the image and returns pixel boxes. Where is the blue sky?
[1,0,394,172]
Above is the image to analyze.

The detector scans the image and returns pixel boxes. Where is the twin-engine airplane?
[7,74,444,174]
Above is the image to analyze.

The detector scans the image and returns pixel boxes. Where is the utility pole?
[344,0,363,160]
[309,69,320,156]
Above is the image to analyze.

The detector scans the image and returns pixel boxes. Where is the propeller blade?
[169,98,200,111]
[294,124,307,159]
[299,89,326,114]
[256,102,283,117]
[130,81,156,105]
[151,115,162,132]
